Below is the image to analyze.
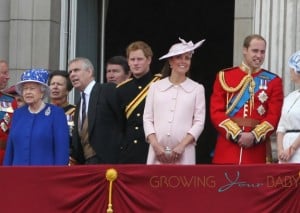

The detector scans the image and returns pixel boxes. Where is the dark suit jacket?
[71,82,121,164]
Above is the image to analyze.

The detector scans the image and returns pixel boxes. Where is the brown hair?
[48,70,73,91]
[160,61,190,78]
[160,62,171,78]
[243,34,266,48]
[106,55,130,74]
[126,41,153,59]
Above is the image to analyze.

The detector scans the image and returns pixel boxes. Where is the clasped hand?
[237,132,255,148]
[153,143,184,163]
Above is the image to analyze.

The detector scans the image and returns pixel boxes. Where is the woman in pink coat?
[143,38,206,164]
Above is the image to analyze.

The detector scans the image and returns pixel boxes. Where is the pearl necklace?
[28,102,46,114]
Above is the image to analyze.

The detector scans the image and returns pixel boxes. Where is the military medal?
[257,105,266,116]
[263,79,268,90]
[67,114,74,127]
[258,91,268,103]
[259,79,264,90]
[259,79,267,90]
[0,101,14,113]
[67,114,74,136]
[3,113,11,124]
[0,121,8,132]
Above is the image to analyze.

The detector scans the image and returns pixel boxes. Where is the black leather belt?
[286,130,300,133]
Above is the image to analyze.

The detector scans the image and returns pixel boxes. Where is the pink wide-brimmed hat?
[159,37,205,60]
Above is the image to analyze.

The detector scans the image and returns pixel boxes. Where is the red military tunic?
[0,92,17,165]
[210,65,283,164]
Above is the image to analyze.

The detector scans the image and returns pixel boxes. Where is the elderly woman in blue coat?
[4,69,69,165]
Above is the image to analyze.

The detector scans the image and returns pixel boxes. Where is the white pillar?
[234,0,300,95]
[0,0,10,60]
[253,0,300,95]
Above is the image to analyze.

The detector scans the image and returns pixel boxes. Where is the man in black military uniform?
[117,41,160,163]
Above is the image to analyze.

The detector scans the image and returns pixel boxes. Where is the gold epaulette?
[116,78,133,88]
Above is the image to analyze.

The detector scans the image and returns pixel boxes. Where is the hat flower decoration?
[159,37,205,60]
[15,68,50,96]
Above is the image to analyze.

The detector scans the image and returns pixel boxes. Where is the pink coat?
[143,77,205,164]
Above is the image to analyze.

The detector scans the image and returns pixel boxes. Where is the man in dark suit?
[68,57,120,164]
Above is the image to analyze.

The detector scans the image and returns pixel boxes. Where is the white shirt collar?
[83,80,96,96]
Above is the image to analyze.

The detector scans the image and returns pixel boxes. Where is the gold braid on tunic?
[219,69,255,116]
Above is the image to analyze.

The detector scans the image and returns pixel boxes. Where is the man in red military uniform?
[0,60,17,164]
[210,34,284,164]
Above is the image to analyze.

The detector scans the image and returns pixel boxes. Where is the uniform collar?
[133,71,153,82]
[240,62,261,74]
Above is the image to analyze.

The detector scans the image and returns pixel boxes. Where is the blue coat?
[4,103,69,165]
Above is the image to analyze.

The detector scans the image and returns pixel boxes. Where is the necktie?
[81,92,86,130]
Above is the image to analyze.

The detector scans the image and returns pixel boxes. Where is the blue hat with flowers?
[288,51,300,73]
[15,68,50,95]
